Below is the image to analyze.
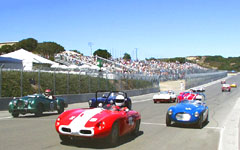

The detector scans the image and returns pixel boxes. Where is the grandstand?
[54,51,211,81]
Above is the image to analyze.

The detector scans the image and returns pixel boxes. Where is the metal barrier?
[185,71,228,89]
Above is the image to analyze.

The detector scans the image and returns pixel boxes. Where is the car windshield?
[103,104,120,111]
[223,84,230,87]
[181,100,203,105]
[160,91,168,94]
[109,92,125,97]
[102,92,109,98]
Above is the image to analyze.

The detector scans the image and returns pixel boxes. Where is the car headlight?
[13,101,17,106]
[88,100,92,105]
[24,100,29,105]
[96,121,105,130]
[56,117,61,126]
[168,109,173,115]
[110,100,114,104]
[194,111,199,117]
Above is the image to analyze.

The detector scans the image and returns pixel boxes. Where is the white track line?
[218,97,240,150]
[0,116,12,120]
[141,122,166,126]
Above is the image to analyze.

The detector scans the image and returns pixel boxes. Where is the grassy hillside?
[186,56,240,71]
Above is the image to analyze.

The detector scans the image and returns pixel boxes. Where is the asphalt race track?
[0,74,240,150]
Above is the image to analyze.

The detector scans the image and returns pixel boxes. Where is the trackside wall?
[185,71,227,89]
[0,87,160,111]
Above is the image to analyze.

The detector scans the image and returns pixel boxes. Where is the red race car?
[221,80,226,84]
[177,92,197,103]
[55,105,141,146]
[222,84,231,92]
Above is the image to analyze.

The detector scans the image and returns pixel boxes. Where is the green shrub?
[0,70,154,97]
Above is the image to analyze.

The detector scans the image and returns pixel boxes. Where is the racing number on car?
[128,117,134,125]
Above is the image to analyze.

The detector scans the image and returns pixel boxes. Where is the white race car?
[190,87,205,92]
[153,91,176,103]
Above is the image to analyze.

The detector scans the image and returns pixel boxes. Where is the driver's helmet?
[115,95,125,107]
[45,89,51,96]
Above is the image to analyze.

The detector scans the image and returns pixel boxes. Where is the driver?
[114,95,129,111]
[44,89,54,100]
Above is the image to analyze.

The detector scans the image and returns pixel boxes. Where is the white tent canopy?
[1,49,58,70]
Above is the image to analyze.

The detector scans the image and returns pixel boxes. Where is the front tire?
[108,121,119,146]
[57,103,64,114]
[12,112,19,118]
[197,114,203,129]
[166,114,171,126]
[59,135,71,143]
[35,104,43,117]
[132,119,141,136]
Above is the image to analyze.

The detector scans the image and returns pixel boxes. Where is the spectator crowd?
[54,51,209,79]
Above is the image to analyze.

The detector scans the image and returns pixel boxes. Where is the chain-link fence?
[0,68,158,97]
[0,61,228,98]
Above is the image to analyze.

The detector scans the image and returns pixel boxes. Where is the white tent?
[1,49,58,70]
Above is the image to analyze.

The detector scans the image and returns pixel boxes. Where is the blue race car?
[88,91,132,110]
[166,100,209,129]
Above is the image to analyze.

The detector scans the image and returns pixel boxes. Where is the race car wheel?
[132,119,141,136]
[35,104,43,117]
[12,112,19,118]
[197,114,203,129]
[204,112,209,124]
[166,114,171,126]
[57,103,64,114]
[108,121,119,146]
[172,98,176,103]
[59,135,71,143]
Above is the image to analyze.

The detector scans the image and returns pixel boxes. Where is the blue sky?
[1,0,239,60]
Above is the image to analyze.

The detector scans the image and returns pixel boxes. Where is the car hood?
[58,108,119,127]
[171,102,204,112]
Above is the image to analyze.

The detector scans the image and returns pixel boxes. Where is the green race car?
[8,94,68,117]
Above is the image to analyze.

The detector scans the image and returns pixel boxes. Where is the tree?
[0,45,15,54]
[123,53,131,61]
[35,42,65,60]
[14,38,38,51]
[93,49,111,59]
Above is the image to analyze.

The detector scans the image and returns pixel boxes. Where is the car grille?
[176,113,191,121]
[62,127,71,133]
[17,101,24,107]
[80,130,92,135]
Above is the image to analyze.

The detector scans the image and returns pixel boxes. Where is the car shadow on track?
[60,131,144,149]
[170,121,209,129]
